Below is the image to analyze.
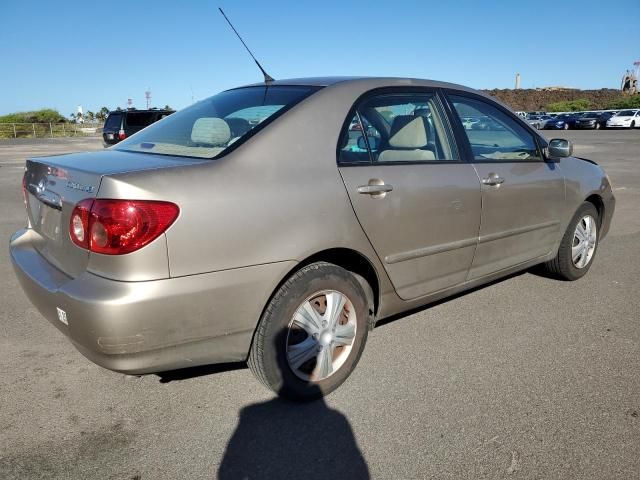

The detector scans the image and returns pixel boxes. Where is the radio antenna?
[218,7,274,83]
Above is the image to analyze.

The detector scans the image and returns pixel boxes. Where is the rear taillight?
[70,198,93,249]
[69,199,179,255]
[118,129,126,140]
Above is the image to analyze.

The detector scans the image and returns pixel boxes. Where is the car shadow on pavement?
[156,362,246,383]
[217,392,370,479]
[218,328,370,479]
[375,270,525,329]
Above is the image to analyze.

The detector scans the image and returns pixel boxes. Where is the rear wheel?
[631,121,636,129]
[542,202,599,280]
[564,123,569,130]
[595,123,601,130]
[248,262,370,401]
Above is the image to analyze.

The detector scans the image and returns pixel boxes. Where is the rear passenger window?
[338,92,458,165]
[449,95,541,162]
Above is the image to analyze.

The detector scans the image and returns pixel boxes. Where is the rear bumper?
[10,228,295,374]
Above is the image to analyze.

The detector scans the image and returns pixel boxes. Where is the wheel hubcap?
[286,290,357,382]
[572,215,597,269]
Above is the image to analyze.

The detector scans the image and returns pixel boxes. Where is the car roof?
[109,109,173,114]
[239,76,480,92]
[236,76,507,108]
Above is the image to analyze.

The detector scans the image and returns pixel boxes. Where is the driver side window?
[449,95,542,162]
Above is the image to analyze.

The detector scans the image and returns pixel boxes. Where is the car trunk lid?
[24,149,205,278]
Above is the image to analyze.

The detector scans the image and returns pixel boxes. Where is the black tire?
[542,202,599,280]
[631,121,636,129]
[248,262,370,401]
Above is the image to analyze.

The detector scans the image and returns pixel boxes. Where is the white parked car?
[606,109,640,128]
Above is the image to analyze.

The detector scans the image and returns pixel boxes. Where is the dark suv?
[102,109,174,146]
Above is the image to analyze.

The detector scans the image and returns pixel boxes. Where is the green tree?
[546,99,591,112]
[0,109,66,123]
[85,111,95,122]
[607,96,640,109]
[164,104,172,110]
[378,109,395,123]
[96,107,110,122]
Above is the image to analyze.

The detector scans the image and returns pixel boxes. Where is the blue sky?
[1,0,638,116]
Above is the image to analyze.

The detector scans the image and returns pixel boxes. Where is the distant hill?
[482,88,627,112]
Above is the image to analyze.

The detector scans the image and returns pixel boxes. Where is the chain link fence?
[0,123,104,139]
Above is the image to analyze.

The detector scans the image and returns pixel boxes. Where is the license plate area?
[38,203,62,241]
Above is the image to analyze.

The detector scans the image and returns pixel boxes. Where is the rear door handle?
[357,184,393,195]
[482,173,505,186]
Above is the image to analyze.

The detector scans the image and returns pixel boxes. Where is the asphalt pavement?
[0,131,638,479]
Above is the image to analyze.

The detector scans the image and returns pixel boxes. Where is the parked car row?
[524,110,640,130]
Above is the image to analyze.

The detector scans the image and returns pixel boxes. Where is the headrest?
[191,118,231,146]
[389,115,428,148]
[225,117,251,138]
[413,108,430,117]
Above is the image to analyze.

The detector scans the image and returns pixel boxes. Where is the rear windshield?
[104,113,122,130]
[115,85,320,159]
[125,112,157,127]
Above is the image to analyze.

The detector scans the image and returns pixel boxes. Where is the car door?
[338,90,482,300]
[445,93,565,279]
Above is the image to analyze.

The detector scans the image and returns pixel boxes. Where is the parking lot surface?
[1,131,638,479]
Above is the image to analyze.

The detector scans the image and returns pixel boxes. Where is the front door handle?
[357,180,393,198]
[482,173,505,186]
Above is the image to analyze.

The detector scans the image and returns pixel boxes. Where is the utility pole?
[145,89,151,109]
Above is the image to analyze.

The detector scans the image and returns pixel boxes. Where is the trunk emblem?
[36,179,46,194]
[66,181,95,193]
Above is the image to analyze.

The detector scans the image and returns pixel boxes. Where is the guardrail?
[0,123,104,139]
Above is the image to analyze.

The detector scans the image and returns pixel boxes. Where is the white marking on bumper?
[56,307,68,325]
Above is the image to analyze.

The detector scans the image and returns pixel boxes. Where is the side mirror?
[357,135,379,150]
[547,138,573,159]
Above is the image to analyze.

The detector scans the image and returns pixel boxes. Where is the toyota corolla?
[11,77,615,401]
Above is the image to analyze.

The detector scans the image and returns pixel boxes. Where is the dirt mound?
[482,88,625,111]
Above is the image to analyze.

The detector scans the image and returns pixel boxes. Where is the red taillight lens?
[69,198,93,249]
[118,129,126,140]
[69,199,179,255]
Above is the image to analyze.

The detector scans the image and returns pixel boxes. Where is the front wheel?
[541,202,599,280]
[248,262,370,401]
[564,123,570,130]
[595,123,601,130]
[631,121,636,129]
